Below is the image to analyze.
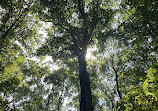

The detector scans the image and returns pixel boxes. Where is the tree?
[1,0,157,110]
[0,0,42,110]
[36,0,115,110]
[113,0,158,110]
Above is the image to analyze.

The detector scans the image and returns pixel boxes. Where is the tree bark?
[78,53,93,111]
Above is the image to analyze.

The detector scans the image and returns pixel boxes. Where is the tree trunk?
[78,53,93,111]
[111,57,122,99]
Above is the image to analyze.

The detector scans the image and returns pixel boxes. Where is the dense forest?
[0,0,158,111]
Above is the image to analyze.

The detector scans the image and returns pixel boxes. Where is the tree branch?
[77,0,88,48]
[111,57,122,99]
[77,0,85,18]
[52,22,82,56]
[1,12,22,40]
[147,22,157,39]
[88,1,99,44]
[1,3,31,40]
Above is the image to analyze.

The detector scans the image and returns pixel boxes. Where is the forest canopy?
[0,0,158,111]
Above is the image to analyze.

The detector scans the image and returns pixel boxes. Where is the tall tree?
[37,0,115,110]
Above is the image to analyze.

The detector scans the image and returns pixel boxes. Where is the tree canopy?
[0,0,158,111]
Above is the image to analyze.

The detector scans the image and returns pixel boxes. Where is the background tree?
[0,0,42,110]
[114,0,158,110]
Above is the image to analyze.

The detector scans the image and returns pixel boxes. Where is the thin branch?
[1,3,31,40]
[2,18,23,40]
[54,23,69,32]
[100,84,116,110]
[111,57,122,99]
[53,22,82,56]
[88,1,99,44]
[147,22,157,39]
[77,0,85,17]
[58,80,65,111]
[0,3,13,32]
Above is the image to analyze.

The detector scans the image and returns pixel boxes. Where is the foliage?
[0,0,158,111]
[0,0,41,110]
[114,0,158,110]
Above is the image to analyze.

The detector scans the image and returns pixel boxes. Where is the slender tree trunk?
[57,95,62,111]
[111,57,122,99]
[46,93,51,111]
[78,53,93,111]
[115,72,122,99]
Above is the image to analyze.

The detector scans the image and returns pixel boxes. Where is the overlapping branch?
[1,2,31,40]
